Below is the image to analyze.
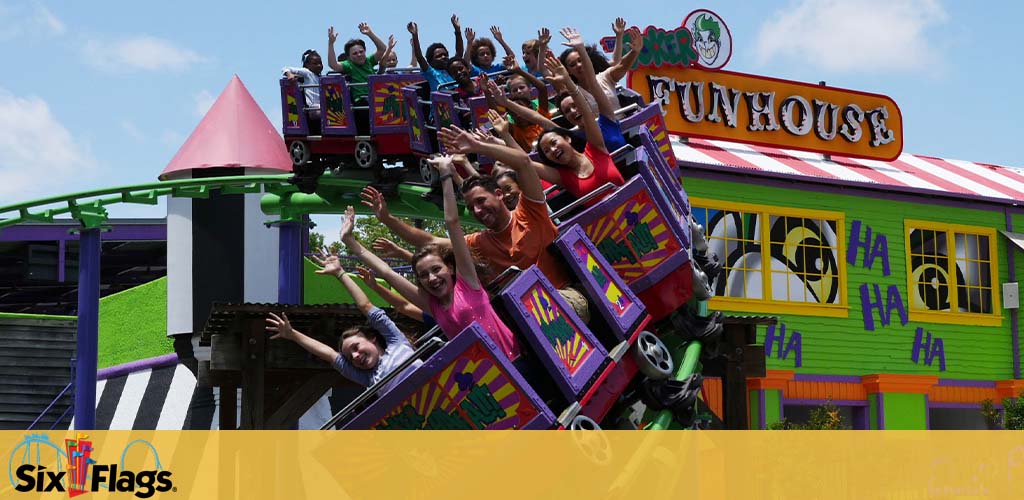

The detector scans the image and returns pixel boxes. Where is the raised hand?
[359,186,390,219]
[613,17,626,36]
[537,27,551,45]
[627,27,643,52]
[386,34,397,50]
[490,25,504,41]
[560,27,584,48]
[407,22,418,35]
[328,26,338,44]
[502,54,517,70]
[487,109,509,135]
[266,312,296,340]
[465,27,476,44]
[358,22,373,35]
[544,53,571,86]
[372,238,406,259]
[312,251,344,278]
[355,265,377,286]
[484,78,507,105]
[427,154,455,175]
[340,205,356,242]
[470,127,501,146]
[451,14,460,30]
[438,126,478,154]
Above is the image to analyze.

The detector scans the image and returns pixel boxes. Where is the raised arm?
[611,18,626,65]
[372,237,414,262]
[486,109,521,150]
[451,14,464,59]
[407,22,430,72]
[356,266,425,322]
[358,22,387,57]
[462,27,476,68]
[532,28,551,75]
[376,35,397,74]
[606,27,643,82]
[429,156,480,289]
[327,27,344,73]
[546,53,606,153]
[440,125,547,203]
[490,26,515,60]
[506,54,549,111]
[311,251,373,315]
[360,186,450,249]
[560,27,616,120]
[339,206,431,311]
[485,78,556,129]
[266,313,339,365]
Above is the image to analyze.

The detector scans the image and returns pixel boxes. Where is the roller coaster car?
[332,227,657,430]
[401,81,498,184]
[280,73,425,189]
[322,124,697,430]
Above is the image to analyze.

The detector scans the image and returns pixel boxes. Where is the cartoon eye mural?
[694,207,840,305]
[768,216,840,304]
[698,208,763,299]
[911,229,993,314]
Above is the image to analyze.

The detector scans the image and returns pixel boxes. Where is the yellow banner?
[629,67,904,161]
[2,431,1022,499]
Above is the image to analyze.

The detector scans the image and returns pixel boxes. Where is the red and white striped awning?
[671,135,1024,204]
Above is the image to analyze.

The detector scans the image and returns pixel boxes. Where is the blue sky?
[1,0,1022,236]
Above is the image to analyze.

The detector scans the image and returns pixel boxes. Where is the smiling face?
[463,185,510,230]
[563,50,585,80]
[496,176,520,210]
[522,42,537,69]
[348,44,367,66]
[381,51,398,68]
[507,75,532,102]
[341,333,381,370]
[304,54,323,75]
[539,131,575,166]
[475,45,494,68]
[448,60,471,84]
[414,253,454,299]
[429,46,449,70]
[559,95,582,127]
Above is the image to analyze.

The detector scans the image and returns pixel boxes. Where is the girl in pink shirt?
[340,156,521,361]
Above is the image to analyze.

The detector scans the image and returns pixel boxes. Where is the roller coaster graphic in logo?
[8,433,174,498]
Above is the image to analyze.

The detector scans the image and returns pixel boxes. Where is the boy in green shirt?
[328,22,388,103]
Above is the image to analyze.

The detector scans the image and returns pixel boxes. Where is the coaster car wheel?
[354,140,378,169]
[633,331,674,380]
[289,140,310,167]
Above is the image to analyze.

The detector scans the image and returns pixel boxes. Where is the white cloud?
[0,88,97,201]
[121,120,145,142]
[82,35,206,72]
[754,0,948,73]
[34,4,65,35]
[0,2,66,40]
[193,90,215,117]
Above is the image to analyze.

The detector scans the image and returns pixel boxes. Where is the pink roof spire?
[160,75,292,180]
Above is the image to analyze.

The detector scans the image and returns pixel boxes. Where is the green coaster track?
[0,175,469,230]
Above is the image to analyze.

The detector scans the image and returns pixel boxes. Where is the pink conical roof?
[160,75,292,180]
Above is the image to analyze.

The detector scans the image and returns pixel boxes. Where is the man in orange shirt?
[361,144,589,322]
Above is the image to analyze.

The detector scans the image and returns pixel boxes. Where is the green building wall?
[684,175,1017,381]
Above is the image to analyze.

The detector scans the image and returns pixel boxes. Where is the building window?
[690,199,846,317]
[905,221,1000,325]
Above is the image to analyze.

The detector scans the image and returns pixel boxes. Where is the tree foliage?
[767,401,848,430]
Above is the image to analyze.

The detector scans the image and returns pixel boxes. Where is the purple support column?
[58,239,66,283]
[73,228,101,430]
[278,222,302,304]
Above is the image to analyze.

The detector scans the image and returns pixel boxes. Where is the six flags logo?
[11,434,174,498]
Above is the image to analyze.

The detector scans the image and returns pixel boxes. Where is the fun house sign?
[610,10,904,161]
